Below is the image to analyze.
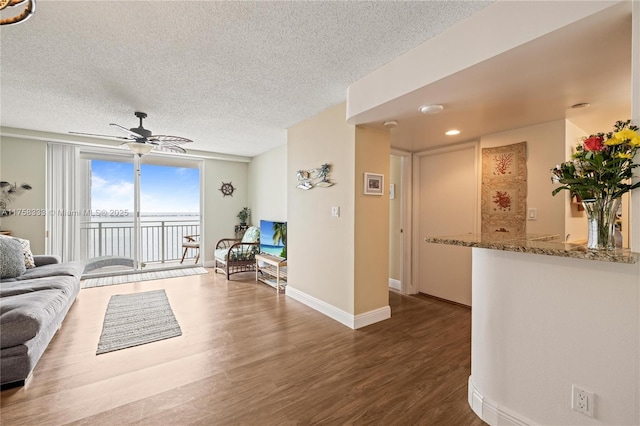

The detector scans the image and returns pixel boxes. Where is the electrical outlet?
[572,385,594,418]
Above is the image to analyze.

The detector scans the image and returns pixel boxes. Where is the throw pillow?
[241,226,260,243]
[0,235,35,269]
[0,237,27,279]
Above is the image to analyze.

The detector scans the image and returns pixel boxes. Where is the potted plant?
[1,181,32,217]
[237,207,250,225]
[551,120,640,249]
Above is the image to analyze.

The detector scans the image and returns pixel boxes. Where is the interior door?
[417,143,477,306]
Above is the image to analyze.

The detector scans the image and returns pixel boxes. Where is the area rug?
[82,267,208,289]
[96,289,182,355]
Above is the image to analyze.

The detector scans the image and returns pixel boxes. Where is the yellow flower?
[615,152,633,159]
[614,128,639,142]
[605,137,624,146]
[629,136,640,147]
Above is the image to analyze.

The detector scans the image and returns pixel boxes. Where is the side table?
[255,254,287,293]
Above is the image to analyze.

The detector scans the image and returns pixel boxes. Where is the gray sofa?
[1,243,82,388]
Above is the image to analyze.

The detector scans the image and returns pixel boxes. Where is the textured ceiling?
[1,1,492,157]
[356,1,633,151]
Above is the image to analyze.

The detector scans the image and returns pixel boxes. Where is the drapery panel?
[46,143,84,261]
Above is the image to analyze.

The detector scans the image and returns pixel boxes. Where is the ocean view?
[81,213,201,263]
[260,244,285,257]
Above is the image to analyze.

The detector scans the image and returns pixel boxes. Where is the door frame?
[390,148,414,294]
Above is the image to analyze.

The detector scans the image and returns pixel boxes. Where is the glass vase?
[581,197,621,250]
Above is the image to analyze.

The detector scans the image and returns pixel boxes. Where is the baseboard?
[388,278,401,291]
[354,305,391,329]
[286,286,390,329]
[204,260,216,268]
[468,376,535,426]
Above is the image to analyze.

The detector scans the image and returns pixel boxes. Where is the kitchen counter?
[425,233,639,264]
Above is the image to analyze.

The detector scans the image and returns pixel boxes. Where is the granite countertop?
[424,233,639,264]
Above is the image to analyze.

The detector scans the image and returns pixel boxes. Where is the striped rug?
[96,289,182,355]
[82,267,208,289]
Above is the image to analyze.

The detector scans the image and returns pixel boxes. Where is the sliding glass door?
[49,144,202,276]
[82,156,136,273]
[138,161,200,266]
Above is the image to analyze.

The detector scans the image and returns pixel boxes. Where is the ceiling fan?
[70,111,192,154]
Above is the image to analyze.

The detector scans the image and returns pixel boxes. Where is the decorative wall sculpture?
[296,163,333,190]
[481,142,527,234]
[219,181,235,197]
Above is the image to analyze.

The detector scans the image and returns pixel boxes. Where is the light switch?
[528,208,537,220]
[331,206,340,217]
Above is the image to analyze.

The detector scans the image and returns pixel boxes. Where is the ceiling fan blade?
[147,135,193,145]
[119,140,186,154]
[69,131,132,140]
[155,145,187,154]
[110,123,144,139]
[147,141,187,154]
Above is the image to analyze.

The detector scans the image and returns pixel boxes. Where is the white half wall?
[471,248,639,425]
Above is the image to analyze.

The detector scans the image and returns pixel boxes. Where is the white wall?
[470,248,640,425]
[248,144,287,225]
[0,137,47,253]
[202,158,249,265]
[480,120,566,236]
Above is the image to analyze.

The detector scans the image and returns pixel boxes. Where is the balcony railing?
[80,219,200,264]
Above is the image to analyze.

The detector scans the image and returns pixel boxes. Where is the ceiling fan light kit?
[70,111,192,155]
[126,142,154,156]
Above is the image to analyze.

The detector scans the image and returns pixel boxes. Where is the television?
[259,220,287,259]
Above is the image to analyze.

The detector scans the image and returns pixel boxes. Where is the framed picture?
[364,172,384,195]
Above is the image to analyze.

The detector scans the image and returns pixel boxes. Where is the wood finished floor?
[1,270,485,425]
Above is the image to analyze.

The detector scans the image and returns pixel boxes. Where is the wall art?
[364,172,384,196]
[296,163,333,190]
[481,142,527,234]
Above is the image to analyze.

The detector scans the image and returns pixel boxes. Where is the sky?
[91,160,200,213]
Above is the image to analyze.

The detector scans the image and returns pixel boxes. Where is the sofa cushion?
[0,237,26,279]
[15,261,84,281]
[0,275,80,298]
[0,235,35,269]
[0,289,68,348]
[1,261,83,283]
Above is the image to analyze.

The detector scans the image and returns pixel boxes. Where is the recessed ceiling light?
[571,102,590,109]
[445,130,460,136]
[383,120,398,128]
[419,104,444,114]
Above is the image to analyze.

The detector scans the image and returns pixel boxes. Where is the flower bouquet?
[551,120,640,249]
